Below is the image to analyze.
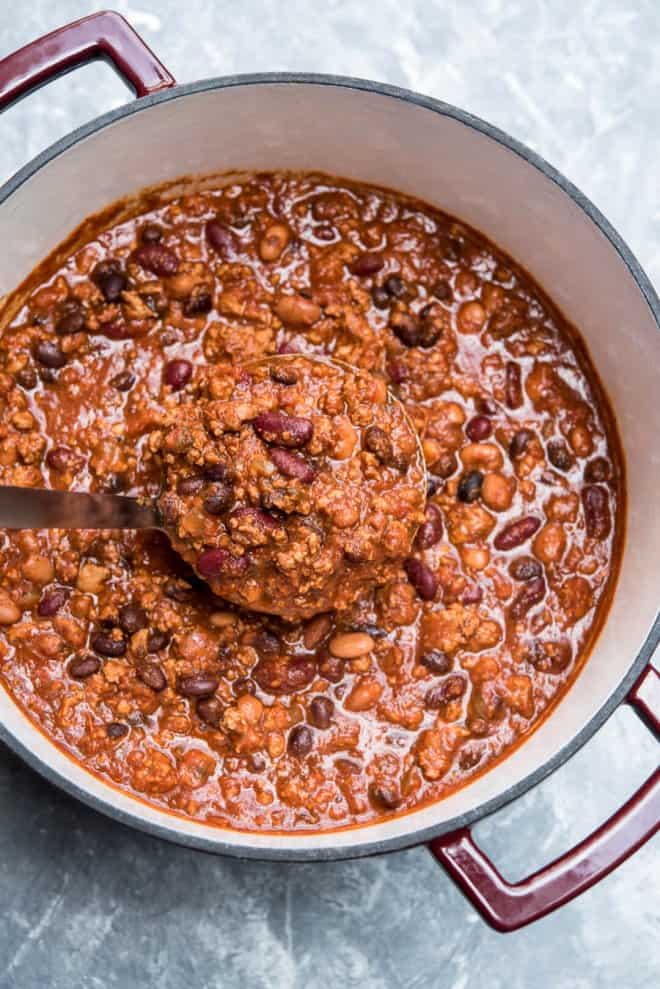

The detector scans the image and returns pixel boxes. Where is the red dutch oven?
[0,11,658,932]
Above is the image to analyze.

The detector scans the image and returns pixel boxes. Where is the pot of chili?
[0,11,657,932]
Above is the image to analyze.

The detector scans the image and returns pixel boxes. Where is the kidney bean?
[177,674,219,698]
[547,439,574,472]
[259,223,290,262]
[138,663,167,691]
[420,649,452,674]
[106,722,129,739]
[183,288,213,317]
[68,654,100,679]
[461,584,484,606]
[110,370,135,392]
[46,446,76,472]
[494,516,541,551]
[466,415,492,442]
[505,361,523,409]
[34,340,66,368]
[457,470,484,503]
[349,251,384,276]
[37,587,69,617]
[91,630,127,657]
[363,425,394,465]
[133,243,179,276]
[584,457,611,483]
[147,629,170,653]
[309,695,334,729]
[203,482,235,514]
[269,447,316,483]
[508,556,542,581]
[509,429,535,459]
[404,558,437,600]
[164,359,192,390]
[229,507,279,536]
[205,219,236,255]
[426,674,467,708]
[253,410,313,447]
[414,503,444,550]
[197,547,250,578]
[275,294,321,327]
[582,485,611,539]
[369,784,400,810]
[194,696,223,726]
[118,603,148,635]
[510,576,546,621]
[55,302,85,336]
[389,311,419,347]
[288,724,313,757]
[103,320,131,341]
[329,632,374,658]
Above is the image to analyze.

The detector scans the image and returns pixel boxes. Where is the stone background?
[0,2,658,986]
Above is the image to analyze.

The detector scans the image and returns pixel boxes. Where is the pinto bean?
[259,223,290,262]
[344,677,383,711]
[532,523,567,564]
[481,472,514,512]
[494,516,541,551]
[275,294,321,327]
[253,410,313,447]
[461,442,503,472]
[329,632,374,658]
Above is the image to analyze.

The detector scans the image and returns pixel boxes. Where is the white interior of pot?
[0,82,658,855]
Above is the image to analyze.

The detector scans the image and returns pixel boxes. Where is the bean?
[509,429,534,459]
[303,613,333,650]
[404,558,438,600]
[251,629,281,654]
[461,584,484,606]
[253,410,313,448]
[118,603,148,635]
[318,650,344,683]
[197,547,250,578]
[329,632,375,658]
[481,471,514,512]
[533,522,567,564]
[457,470,484,503]
[141,223,162,243]
[369,784,400,810]
[269,447,316,483]
[389,311,419,347]
[477,397,498,416]
[203,482,235,514]
[205,219,236,255]
[270,365,298,385]
[494,516,541,551]
[364,425,394,465]
[425,674,467,708]
[196,696,223,726]
[288,724,313,757]
[344,678,383,711]
[183,288,213,317]
[584,457,611,483]
[133,243,179,276]
[275,294,321,327]
[229,506,279,536]
[147,629,170,653]
[106,722,128,739]
[99,271,127,303]
[582,485,611,539]
[205,463,233,482]
[547,439,574,472]
[259,223,290,262]
[177,674,219,698]
[68,654,100,679]
[91,630,127,657]
[432,279,452,302]
[415,503,444,549]
[420,649,452,674]
[164,359,192,390]
[466,415,492,442]
[457,300,486,334]
[309,696,334,729]
[111,370,135,392]
[34,340,66,368]
[138,663,167,691]
[55,302,85,336]
[163,579,193,602]
[505,361,523,409]
[37,587,69,617]
[510,576,546,621]
[372,285,390,309]
[349,251,385,276]
[232,677,256,697]
[176,474,205,496]
[16,366,37,390]
[508,556,542,581]
[384,274,407,298]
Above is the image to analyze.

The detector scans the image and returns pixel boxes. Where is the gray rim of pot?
[0,72,658,862]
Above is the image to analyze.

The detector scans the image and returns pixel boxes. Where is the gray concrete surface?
[0,2,658,986]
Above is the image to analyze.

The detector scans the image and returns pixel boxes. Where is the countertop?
[0,2,658,986]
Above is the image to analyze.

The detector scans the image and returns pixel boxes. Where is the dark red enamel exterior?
[429,661,660,932]
[0,10,175,110]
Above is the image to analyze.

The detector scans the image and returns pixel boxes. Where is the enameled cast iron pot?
[0,12,658,932]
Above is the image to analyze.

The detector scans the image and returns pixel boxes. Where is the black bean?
[177,674,219,698]
[110,370,135,392]
[203,482,234,515]
[309,696,334,729]
[34,340,66,368]
[232,677,256,697]
[138,663,167,691]
[183,288,213,317]
[389,311,419,347]
[510,429,535,459]
[432,279,452,302]
[457,470,484,503]
[404,558,438,600]
[176,475,205,496]
[98,272,127,303]
[547,439,574,472]
[16,366,37,390]
[68,654,100,679]
[288,724,313,757]
[147,628,170,652]
[106,722,129,739]
[196,696,224,726]
[118,603,148,636]
[91,631,127,657]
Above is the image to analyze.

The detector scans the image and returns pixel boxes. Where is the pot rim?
[0,71,658,861]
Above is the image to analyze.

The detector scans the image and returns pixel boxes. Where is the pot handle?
[0,10,175,111]
[429,661,660,932]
